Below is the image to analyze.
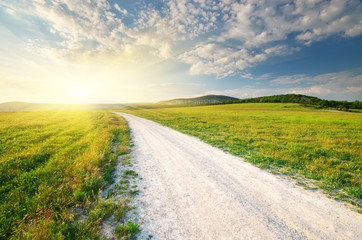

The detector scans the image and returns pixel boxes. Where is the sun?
[72,87,89,98]
[67,86,93,102]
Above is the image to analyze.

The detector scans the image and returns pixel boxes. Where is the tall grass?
[123,103,361,207]
[0,110,130,239]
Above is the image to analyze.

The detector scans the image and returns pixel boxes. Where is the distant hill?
[160,93,361,110]
[2,94,360,111]
[228,94,318,104]
[0,102,126,111]
[226,94,361,110]
[160,95,239,105]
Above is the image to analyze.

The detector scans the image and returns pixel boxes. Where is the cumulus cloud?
[129,0,223,58]
[114,4,127,15]
[164,0,221,40]
[1,0,361,75]
[1,0,129,61]
[1,0,226,60]
[180,0,362,77]
[228,0,361,44]
[179,44,298,77]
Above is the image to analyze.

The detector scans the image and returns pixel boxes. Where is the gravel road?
[115,112,362,240]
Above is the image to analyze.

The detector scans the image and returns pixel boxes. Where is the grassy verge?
[122,103,361,209]
[101,138,141,240]
[0,110,130,239]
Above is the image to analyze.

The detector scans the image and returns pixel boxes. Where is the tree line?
[223,94,362,111]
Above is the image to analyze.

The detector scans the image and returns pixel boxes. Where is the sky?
[0,0,361,103]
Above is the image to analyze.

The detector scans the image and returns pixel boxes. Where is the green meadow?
[123,103,362,208]
[1,103,361,240]
[0,110,130,239]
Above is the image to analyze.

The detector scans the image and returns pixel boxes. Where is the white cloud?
[179,44,298,77]
[270,71,361,85]
[172,0,361,78]
[207,71,362,101]
[15,0,224,60]
[1,0,361,76]
[126,0,224,58]
[114,4,127,15]
[293,0,362,41]
[6,0,129,61]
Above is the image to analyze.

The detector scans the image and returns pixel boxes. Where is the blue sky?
[0,0,361,103]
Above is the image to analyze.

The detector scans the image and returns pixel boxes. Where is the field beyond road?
[0,110,130,239]
[122,103,362,208]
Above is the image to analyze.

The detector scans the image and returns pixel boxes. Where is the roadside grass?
[102,143,141,239]
[122,103,362,209]
[114,221,140,239]
[0,110,131,239]
[113,169,140,197]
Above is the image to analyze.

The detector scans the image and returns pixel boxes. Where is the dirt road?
[115,112,361,240]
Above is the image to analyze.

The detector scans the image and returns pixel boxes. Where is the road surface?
[115,112,362,240]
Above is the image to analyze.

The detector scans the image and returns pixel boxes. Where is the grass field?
[123,103,362,208]
[0,110,131,239]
